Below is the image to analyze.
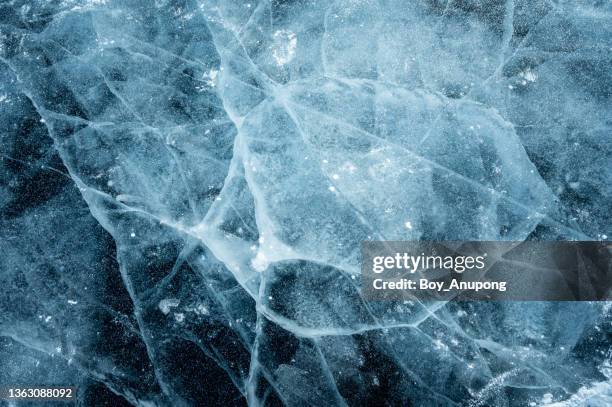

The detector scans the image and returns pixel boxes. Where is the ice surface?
[1,0,610,405]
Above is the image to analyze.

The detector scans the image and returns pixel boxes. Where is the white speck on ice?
[272,30,297,66]
[341,162,357,173]
[194,304,209,315]
[204,69,218,87]
[159,298,180,314]
[251,250,269,272]
[542,393,554,404]
[519,68,538,83]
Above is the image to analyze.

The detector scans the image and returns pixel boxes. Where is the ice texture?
[0,0,610,406]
